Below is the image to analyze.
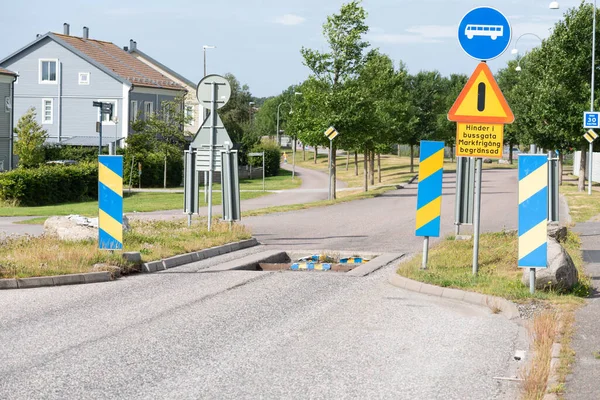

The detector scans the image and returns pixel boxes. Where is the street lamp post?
[276,102,291,146]
[512,33,544,153]
[202,45,216,203]
[291,92,302,179]
[249,102,255,125]
[203,45,216,78]
[550,1,596,194]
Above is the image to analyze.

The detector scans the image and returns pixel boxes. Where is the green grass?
[0,191,267,219]
[0,219,251,279]
[397,230,590,302]
[560,184,600,223]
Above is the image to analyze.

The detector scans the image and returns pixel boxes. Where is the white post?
[422,236,429,269]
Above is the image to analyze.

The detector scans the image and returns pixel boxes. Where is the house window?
[39,59,57,83]
[130,100,138,122]
[185,104,194,125]
[78,72,90,85]
[42,98,53,124]
[144,101,153,120]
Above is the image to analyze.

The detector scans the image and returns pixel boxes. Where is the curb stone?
[1,272,112,290]
[142,238,259,273]
[0,238,260,289]
[388,274,521,320]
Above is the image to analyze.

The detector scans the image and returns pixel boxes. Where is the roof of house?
[0,32,185,91]
[0,67,17,76]
[129,47,197,89]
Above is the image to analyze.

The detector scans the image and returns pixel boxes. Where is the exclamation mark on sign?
[477,82,486,112]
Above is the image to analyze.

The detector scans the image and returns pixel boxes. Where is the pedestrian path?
[564,221,600,399]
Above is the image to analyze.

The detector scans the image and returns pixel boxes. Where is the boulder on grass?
[521,237,579,291]
[547,224,568,243]
[44,214,130,242]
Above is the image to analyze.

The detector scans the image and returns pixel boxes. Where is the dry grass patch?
[0,219,251,279]
[521,311,559,400]
[560,184,600,222]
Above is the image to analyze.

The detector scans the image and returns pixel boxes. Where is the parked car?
[46,160,78,166]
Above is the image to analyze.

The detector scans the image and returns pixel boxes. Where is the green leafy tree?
[300,0,370,198]
[437,73,468,161]
[14,107,48,168]
[128,97,188,187]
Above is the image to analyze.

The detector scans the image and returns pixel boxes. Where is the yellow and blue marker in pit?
[98,156,123,250]
[518,155,548,268]
[415,141,444,237]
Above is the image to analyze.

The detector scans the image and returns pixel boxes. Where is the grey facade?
[0,26,185,148]
[0,69,17,170]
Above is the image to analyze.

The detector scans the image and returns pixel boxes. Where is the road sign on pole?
[187,74,232,231]
[98,155,123,250]
[415,141,445,270]
[584,111,600,129]
[324,126,339,200]
[583,129,598,195]
[458,7,512,61]
[519,155,549,294]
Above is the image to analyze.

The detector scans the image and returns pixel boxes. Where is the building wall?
[1,38,124,144]
[129,89,181,131]
[0,80,11,170]
[131,52,200,134]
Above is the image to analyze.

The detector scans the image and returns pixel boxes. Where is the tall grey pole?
[590,0,597,195]
[262,152,265,192]
[207,81,217,231]
[98,109,103,155]
[328,141,333,200]
[455,157,462,236]
[472,157,483,275]
[292,137,296,179]
[203,47,208,204]
[422,236,429,269]
[276,105,280,146]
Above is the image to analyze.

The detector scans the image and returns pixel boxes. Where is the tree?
[129,97,188,187]
[437,73,468,160]
[496,60,524,164]
[14,107,48,168]
[300,0,370,198]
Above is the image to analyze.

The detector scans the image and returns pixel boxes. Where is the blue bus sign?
[458,7,512,61]
[584,111,600,128]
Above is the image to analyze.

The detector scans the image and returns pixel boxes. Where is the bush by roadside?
[248,140,281,177]
[0,162,98,206]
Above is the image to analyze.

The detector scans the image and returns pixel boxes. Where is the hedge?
[248,141,281,177]
[0,162,98,206]
[122,151,184,188]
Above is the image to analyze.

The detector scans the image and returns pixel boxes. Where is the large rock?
[44,214,130,242]
[547,224,568,243]
[521,237,579,291]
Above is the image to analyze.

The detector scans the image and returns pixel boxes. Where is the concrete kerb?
[1,272,112,290]
[0,238,260,289]
[388,274,521,320]
[142,238,259,273]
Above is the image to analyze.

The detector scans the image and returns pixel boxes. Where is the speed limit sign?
[584,111,600,128]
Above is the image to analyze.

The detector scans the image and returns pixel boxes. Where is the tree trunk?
[410,144,415,173]
[370,150,375,186]
[579,145,587,192]
[354,151,358,176]
[346,150,349,171]
[508,141,513,165]
[364,147,368,192]
[558,152,563,186]
[303,145,306,161]
[314,146,317,164]
[397,144,401,157]
[378,153,381,183]
[163,154,167,189]
[331,141,337,200]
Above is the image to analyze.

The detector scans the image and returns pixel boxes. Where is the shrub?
[122,151,183,188]
[14,108,48,168]
[248,140,281,177]
[45,145,100,163]
[0,162,98,206]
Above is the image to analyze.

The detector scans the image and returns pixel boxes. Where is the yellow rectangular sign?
[456,123,504,158]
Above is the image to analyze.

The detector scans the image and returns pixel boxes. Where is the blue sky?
[0,0,584,97]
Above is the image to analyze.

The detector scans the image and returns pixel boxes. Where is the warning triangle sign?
[448,62,514,124]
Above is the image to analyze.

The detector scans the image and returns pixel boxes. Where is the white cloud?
[370,24,455,45]
[274,14,305,26]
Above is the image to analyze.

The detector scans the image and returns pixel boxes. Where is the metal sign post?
[472,158,483,275]
[583,129,598,195]
[454,157,475,235]
[93,101,113,155]
[324,126,339,200]
[248,152,266,191]
[186,74,232,231]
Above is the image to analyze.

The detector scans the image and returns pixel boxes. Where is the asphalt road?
[1,166,528,399]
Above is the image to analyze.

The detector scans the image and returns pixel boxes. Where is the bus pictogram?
[465,24,504,40]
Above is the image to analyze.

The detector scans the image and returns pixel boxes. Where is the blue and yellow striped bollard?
[518,155,548,271]
[98,155,123,250]
[415,141,445,237]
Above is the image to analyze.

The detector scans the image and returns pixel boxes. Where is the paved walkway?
[564,221,600,399]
